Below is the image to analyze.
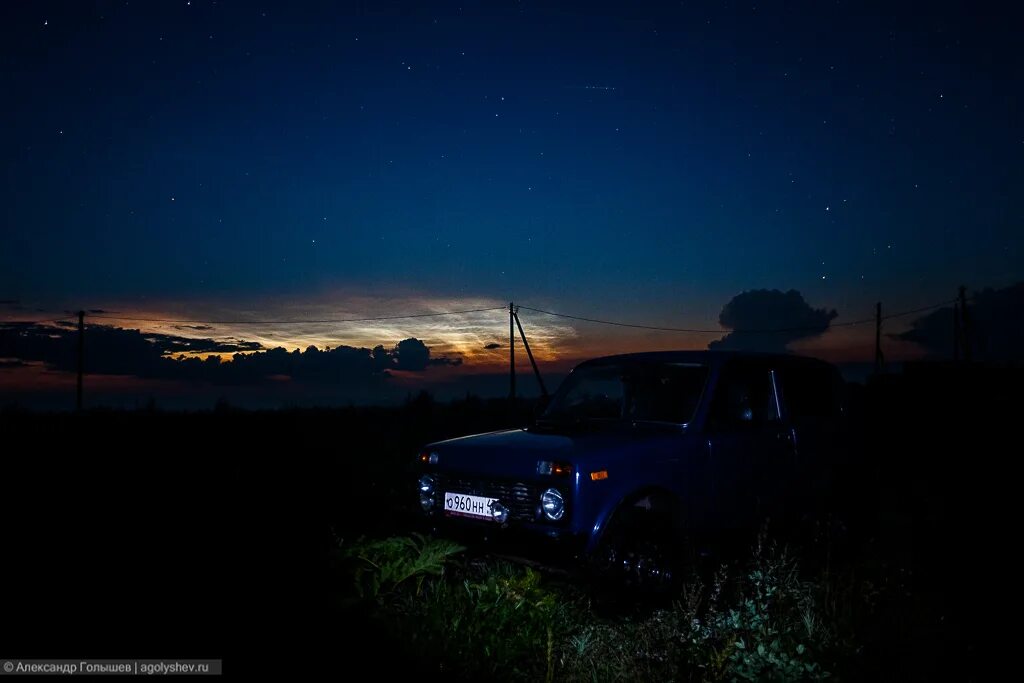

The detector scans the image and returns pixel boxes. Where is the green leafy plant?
[684,536,833,681]
[344,532,464,600]
[333,533,890,681]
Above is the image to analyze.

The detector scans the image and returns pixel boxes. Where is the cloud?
[392,337,431,371]
[483,342,502,350]
[893,281,1024,361]
[0,322,460,385]
[174,324,215,331]
[708,289,837,352]
[140,331,264,354]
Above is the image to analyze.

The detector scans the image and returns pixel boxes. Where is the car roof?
[575,350,836,371]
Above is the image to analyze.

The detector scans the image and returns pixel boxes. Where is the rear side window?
[708,361,779,431]
[781,365,840,420]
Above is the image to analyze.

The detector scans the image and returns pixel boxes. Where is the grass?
[330,528,904,681]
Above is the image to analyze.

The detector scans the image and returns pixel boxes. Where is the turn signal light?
[537,461,573,476]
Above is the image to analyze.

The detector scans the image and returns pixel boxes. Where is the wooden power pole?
[76,310,85,411]
[509,301,516,401]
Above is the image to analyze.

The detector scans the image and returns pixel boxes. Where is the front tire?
[590,500,691,601]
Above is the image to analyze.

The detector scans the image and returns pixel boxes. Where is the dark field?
[0,366,1014,680]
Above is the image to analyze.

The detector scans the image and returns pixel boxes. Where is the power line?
[84,306,508,325]
[517,306,731,333]
[878,300,957,322]
[517,299,956,334]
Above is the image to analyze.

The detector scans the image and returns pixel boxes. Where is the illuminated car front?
[416,454,574,529]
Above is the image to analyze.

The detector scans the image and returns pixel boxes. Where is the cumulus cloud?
[893,281,1024,361]
[708,289,837,352]
[0,323,461,385]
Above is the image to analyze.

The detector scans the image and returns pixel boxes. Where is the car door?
[776,363,845,516]
[704,359,796,532]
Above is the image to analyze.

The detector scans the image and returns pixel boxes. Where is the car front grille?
[433,475,541,522]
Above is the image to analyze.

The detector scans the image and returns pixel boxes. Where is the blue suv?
[416,351,846,587]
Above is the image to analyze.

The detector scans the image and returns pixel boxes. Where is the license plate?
[444,492,499,520]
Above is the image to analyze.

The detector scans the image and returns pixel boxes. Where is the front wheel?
[590,502,691,601]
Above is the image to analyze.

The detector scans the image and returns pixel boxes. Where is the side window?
[708,362,779,432]
[781,366,840,422]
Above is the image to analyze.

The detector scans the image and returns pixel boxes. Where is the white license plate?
[444,492,499,520]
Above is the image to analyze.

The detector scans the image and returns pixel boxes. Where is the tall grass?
[332,530,900,681]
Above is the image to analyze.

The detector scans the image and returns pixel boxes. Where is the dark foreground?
[0,365,1016,679]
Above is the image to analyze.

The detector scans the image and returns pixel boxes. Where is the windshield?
[541,362,708,425]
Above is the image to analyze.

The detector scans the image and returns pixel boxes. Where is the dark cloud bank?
[893,281,1024,361]
[0,323,461,386]
[708,289,838,352]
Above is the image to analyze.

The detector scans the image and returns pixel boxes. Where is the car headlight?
[540,488,564,521]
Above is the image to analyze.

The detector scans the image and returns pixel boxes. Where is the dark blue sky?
[1,1,1021,366]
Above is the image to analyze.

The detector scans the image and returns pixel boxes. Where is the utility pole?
[958,285,971,362]
[509,301,516,401]
[513,307,548,398]
[874,302,884,374]
[76,310,85,411]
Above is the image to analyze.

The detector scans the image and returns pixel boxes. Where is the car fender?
[585,484,682,554]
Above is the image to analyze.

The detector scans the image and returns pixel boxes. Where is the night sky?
[1,1,1021,407]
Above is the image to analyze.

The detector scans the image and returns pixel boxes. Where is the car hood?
[426,425,692,479]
